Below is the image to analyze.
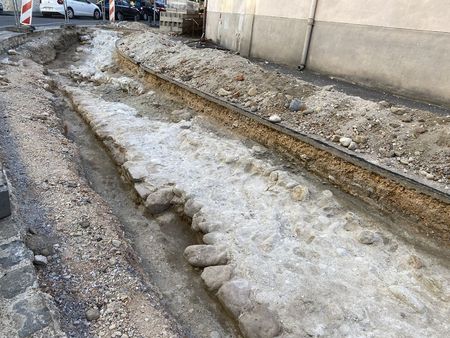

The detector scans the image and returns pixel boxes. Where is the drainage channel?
[49,42,241,337]
[46,29,450,338]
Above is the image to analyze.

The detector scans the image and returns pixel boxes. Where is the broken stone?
[123,162,148,183]
[239,304,282,338]
[201,265,233,291]
[248,87,257,96]
[183,245,228,267]
[408,255,424,269]
[288,99,306,112]
[184,199,202,218]
[112,240,121,248]
[217,88,231,97]
[145,188,174,214]
[291,185,309,201]
[353,135,368,144]
[330,135,340,142]
[7,49,18,55]
[401,115,413,123]
[85,308,100,321]
[235,74,245,81]
[25,233,55,256]
[348,141,358,150]
[390,107,405,115]
[379,100,390,108]
[134,182,156,200]
[33,255,48,266]
[217,279,252,317]
[357,230,377,245]
[339,137,352,147]
[268,115,281,123]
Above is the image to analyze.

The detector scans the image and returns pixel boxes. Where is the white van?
[40,0,102,19]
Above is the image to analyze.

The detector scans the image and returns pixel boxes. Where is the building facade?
[206,0,450,106]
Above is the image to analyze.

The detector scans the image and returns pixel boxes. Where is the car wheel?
[93,9,101,20]
[67,7,74,19]
[143,13,148,21]
[42,12,52,17]
[117,11,124,21]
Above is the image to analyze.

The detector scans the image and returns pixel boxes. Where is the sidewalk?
[0,167,64,337]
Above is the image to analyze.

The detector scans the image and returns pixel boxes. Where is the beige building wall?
[206,0,450,106]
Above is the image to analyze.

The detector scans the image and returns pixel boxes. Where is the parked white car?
[40,0,102,19]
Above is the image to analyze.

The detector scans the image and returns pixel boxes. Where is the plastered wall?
[206,0,450,105]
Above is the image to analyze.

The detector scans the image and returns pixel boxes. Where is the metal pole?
[153,0,156,26]
[200,0,207,42]
[102,1,106,23]
[12,0,20,27]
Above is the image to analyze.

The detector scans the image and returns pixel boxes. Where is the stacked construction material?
[160,0,202,34]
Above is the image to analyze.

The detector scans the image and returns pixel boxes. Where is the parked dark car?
[137,0,166,21]
[0,1,4,14]
[98,0,140,21]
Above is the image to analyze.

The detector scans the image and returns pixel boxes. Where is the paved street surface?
[0,12,101,28]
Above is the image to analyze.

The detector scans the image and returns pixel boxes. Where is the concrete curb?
[0,164,11,219]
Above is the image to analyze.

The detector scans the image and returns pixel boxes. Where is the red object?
[20,0,33,26]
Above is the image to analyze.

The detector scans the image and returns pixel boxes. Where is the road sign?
[110,0,115,22]
[19,0,33,25]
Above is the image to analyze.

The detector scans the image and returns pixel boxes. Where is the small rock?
[33,255,48,266]
[239,304,282,338]
[112,240,121,248]
[184,199,202,217]
[425,173,435,180]
[291,185,309,201]
[379,100,390,108]
[217,279,252,317]
[250,106,258,112]
[235,74,245,81]
[184,245,228,267]
[134,182,156,200]
[414,127,427,135]
[80,218,90,229]
[399,158,410,165]
[302,109,314,115]
[390,107,405,115]
[322,85,334,91]
[353,135,368,144]
[145,188,174,214]
[201,265,233,291]
[339,137,352,147]
[217,88,231,97]
[7,49,18,55]
[85,308,100,321]
[400,115,413,123]
[288,98,306,112]
[357,230,377,245]
[408,255,424,269]
[348,141,358,150]
[268,115,281,123]
[248,87,257,96]
[330,135,340,142]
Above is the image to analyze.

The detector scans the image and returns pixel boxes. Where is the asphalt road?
[0,12,102,28]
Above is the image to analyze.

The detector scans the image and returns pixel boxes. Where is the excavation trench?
[49,41,241,337]
[44,28,449,338]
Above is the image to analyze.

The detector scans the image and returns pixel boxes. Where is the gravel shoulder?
[0,30,182,338]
